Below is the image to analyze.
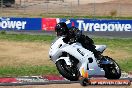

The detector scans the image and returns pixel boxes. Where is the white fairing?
[49,37,106,77]
[95,45,106,53]
[49,37,66,62]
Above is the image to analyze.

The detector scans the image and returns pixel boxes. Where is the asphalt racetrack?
[0,84,131,88]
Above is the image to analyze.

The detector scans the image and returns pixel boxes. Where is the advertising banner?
[58,19,132,32]
[42,18,57,31]
[0,17,41,30]
[0,17,132,32]
[41,18,67,31]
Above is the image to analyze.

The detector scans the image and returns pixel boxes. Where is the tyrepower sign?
[59,19,132,32]
[0,17,41,30]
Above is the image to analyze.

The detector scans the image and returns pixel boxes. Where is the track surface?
[0,75,131,87]
[0,83,131,88]
[6,31,132,38]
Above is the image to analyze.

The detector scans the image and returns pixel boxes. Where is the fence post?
[0,0,3,15]
[20,0,22,6]
[93,0,95,19]
[70,1,73,17]
[46,2,49,15]
[118,1,121,17]
[78,0,79,6]
[23,0,26,14]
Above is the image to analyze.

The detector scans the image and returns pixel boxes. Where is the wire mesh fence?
[0,0,132,17]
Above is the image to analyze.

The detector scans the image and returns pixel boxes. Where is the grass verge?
[0,33,55,43]
[118,59,132,72]
[0,65,58,77]
[94,38,132,52]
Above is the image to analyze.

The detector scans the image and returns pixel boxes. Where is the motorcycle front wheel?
[103,56,121,79]
[56,59,80,81]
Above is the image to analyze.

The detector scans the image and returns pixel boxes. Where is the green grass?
[94,38,132,52]
[0,33,55,43]
[118,58,132,72]
[0,33,131,76]
[0,65,58,77]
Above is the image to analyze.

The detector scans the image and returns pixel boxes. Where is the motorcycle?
[49,36,121,81]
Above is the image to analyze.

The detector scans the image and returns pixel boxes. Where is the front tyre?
[103,56,121,79]
[56,59,80,81]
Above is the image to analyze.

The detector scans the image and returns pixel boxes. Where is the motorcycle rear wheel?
[103,56,121,79]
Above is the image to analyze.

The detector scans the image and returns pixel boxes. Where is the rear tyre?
[56,59,80,81]
[103,56,121,79]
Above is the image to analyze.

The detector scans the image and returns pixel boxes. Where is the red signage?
[42,18,57,31]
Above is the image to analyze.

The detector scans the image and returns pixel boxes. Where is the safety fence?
[0,0,132,17]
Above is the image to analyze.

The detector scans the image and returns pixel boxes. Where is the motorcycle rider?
[55,22,101,59]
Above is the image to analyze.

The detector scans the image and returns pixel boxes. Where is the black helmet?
[55,22,69,36]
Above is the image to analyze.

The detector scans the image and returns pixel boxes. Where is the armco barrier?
[0,17,132,32]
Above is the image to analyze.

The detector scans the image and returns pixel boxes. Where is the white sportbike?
[49,37,121,81]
